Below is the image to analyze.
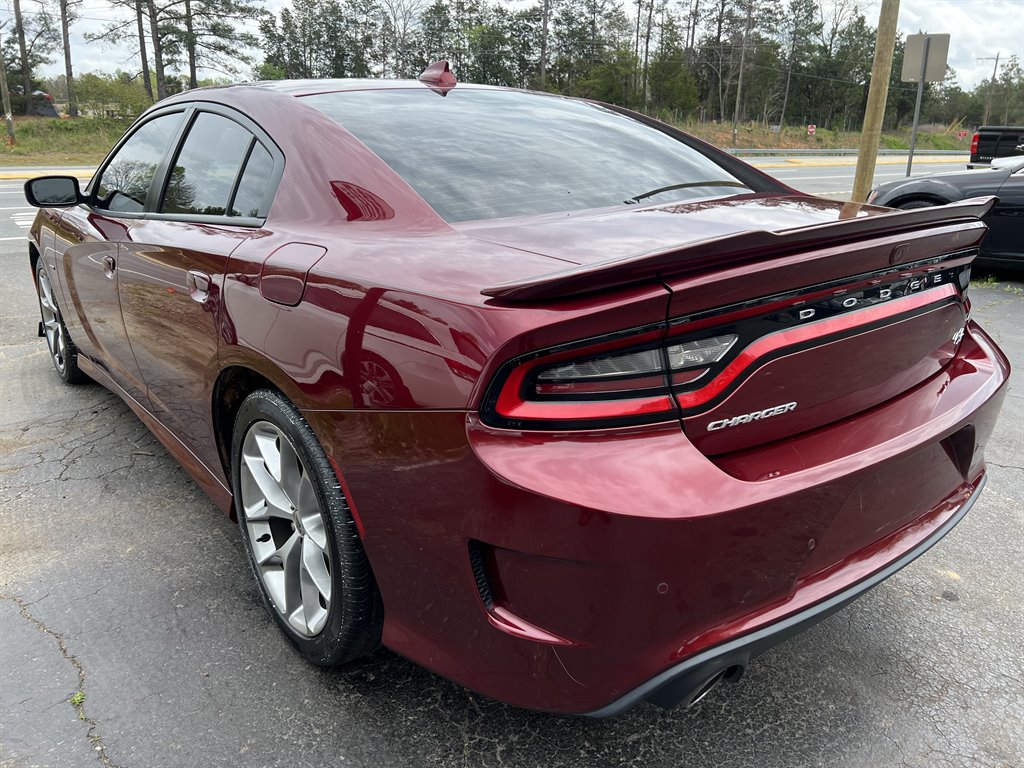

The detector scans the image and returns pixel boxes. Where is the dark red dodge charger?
[25,68,1009,715]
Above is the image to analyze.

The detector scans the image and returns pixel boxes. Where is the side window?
[230,144,274,218]
[161,113,253,216]
[95,112,184,213]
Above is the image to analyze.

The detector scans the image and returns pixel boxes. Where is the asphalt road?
[1,173,1022,768]
[750,157,969,199]
[0,154,971,200]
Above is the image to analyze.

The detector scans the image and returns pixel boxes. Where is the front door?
[57,111,187,403]
[116,110,276,471]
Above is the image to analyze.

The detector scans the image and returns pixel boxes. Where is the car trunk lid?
[476,196,992,455]
[474,195,992,302]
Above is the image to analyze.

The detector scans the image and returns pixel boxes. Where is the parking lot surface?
[1,180,1022,768]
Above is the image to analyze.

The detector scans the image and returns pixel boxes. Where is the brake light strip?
[674,284,959,409]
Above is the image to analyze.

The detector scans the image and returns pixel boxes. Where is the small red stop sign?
[807,124,817,136]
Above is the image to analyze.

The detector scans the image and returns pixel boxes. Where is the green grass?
[673,120,971,153]
[877,132,962,151]
[0,117,132,167]
[0,114,971,167]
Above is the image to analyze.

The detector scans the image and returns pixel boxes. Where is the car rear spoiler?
[481,196,997,302]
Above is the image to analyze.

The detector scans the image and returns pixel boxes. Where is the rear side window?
[96,112,184,213]
[161,113,253,216]
[303,89,749,222]
[230,143,274,217]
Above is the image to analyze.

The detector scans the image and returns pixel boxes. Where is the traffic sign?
[902,34,950,83]
[807,124,816,136]
[902,33,951,178]
[958,130,968,138]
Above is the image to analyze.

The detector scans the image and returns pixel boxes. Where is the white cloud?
[895,0,1024,88]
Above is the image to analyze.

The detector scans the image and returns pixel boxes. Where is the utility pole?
[851,0,901,204]
[978,53,1000,125]
[0,22,15,145]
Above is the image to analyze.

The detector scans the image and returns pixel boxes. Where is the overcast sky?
[4,0,1023,90]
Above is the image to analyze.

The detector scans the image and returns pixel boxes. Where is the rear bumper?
[305,322,1009,714]
[586,475,986,716]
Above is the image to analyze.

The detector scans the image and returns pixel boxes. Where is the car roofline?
[180,79,522,99]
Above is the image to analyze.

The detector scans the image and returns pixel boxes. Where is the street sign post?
[902,34,950,83]
[958,130,969,139]
[903,33,950,177]
[807,124,816,136]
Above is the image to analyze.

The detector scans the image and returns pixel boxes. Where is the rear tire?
[35,263,85,385]
[232,389,382,666]
[895,198,940,210]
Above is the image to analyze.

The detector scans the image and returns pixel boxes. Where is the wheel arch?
[28,241,41,289]
[889,193,953,208]
[212,363,286,514]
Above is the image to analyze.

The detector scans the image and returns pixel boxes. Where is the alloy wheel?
[37,269,67,373]
[239,420,333,637]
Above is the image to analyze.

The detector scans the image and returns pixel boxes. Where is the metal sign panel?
[902,34,950,83]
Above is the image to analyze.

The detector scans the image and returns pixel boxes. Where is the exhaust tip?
[686,669,727,707]
[644,661,749,711]
[686,664,746,707]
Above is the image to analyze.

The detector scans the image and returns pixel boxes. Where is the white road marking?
[772,172,911,181]
[0,236,28,241]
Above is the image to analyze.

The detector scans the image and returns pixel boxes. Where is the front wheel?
[35,262,84,384]
[232,389,382,666]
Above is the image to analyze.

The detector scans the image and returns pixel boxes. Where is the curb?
[0,169,94,181]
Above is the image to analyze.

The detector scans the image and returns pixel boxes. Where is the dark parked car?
[24,67,1009,715]
[968,125,1024,168]
[869,156,1024,270]
[8,90,59,117]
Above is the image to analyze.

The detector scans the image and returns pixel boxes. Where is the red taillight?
[480,263,970,431]
[491,341,674,427]
[483,332,738,429]
[970,132,979,156]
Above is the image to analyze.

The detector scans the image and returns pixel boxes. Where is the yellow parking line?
[0,170,93,180]
[751,156,968,169]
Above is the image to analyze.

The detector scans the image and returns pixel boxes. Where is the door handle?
[186,270,212,303]
[103,255,116,278]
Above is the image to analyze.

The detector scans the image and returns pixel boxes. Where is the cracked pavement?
[2,185,1023,766]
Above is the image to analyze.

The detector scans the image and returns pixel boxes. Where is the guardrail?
[726,148,966,156]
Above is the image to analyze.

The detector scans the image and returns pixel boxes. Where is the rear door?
[116,107,282,471]
[58,110,187,402]
[987,168,1024,258]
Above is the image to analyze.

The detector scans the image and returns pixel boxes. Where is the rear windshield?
[303,88,749,223]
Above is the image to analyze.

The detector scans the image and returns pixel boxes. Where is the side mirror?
[24,176,83,208]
